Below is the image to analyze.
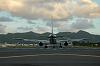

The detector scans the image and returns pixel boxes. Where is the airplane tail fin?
[51,20,53,35]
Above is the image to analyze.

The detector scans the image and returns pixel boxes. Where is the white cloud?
[0,24,6,33]
[71,18,94,30]
[17,27,33,31]
[0,0,24,12]
[0,0,99,20]
[35,26,51,33]
[0,17,13,22]
[0,0,99,33]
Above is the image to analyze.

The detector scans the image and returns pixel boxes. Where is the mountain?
[0,30,100,43]
[57,30,100,43]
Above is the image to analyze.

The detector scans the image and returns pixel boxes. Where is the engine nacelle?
[64,41,68,46]
[39,42,43,46]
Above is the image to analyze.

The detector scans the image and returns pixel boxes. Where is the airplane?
[36,19,73,48]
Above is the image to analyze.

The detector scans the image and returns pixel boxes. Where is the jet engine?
[39,42,44,46]
[64,41,68,46]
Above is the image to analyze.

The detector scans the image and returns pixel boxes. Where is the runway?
[0,48,100,66]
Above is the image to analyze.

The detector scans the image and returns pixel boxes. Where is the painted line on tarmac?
[0,53,100,59]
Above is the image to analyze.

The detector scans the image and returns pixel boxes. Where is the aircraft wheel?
[53,46,55,48]
[59,46,62,48]
[45,45,48,48]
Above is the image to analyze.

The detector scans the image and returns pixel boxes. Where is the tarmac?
[0,48,100,66]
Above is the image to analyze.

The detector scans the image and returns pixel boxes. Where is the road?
[0,48,100,66]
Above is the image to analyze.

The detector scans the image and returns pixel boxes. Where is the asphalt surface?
[0,48,100,66]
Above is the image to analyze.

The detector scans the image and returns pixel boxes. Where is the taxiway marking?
[0,53,100,59]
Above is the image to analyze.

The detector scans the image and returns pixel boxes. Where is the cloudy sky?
[0,0,100,34]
